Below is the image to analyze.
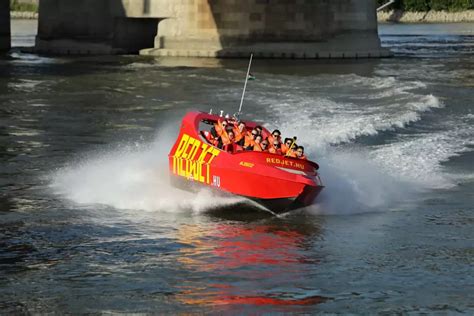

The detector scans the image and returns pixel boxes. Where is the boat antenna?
[237,53,253,118]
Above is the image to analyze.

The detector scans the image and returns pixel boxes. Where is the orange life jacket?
[221,132,231,146]
[287,150,297,158]
[281,144,289,155]
[269,147,282,155]
[298,155,307,160]
[233,125,246,143]
[267,135,281,146]
[253,142,263,152]
[244,131,255,148]
[215,121,231,146]
[214,121,224,136]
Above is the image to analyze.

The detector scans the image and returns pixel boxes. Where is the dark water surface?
[0,21,473,314]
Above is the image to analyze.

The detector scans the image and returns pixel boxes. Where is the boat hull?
[170,174,323,214]
[251,185,324,213]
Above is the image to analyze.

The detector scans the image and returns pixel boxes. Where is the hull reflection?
[175,221,330,308]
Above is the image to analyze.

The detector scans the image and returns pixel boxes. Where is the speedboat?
[168,111,324,213]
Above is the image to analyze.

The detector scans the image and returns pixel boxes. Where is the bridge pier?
[141,0,390,59]
[0,0,10,52]
[35,0,160,55]
[33,0,390,58]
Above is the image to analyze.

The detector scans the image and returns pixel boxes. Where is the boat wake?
[49,128,412,216]
[49,127,250,214]
[50,73,472,216]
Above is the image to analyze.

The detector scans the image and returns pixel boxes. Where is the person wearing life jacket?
[287,143,298,158]
[267,129,281,146]
[217,126,233,150]
[281,138,293,155]
[201,130,216,145]
[269,140,282,155]
[222,130,236,152]
[244,128,259,150]
[233,121,246,146]
[251,135,263,151]
[260,140,270,152]
[295,146,307,160]
[255,125,263,136]
[211,119,228,139]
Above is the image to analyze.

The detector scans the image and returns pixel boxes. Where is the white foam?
[371,124,474,189]
[241,75,444,149]
[49,72,472,216]
[242,74,469,212]
[307,151,416,215]
[49,127,247,213]
[265,93,442,149]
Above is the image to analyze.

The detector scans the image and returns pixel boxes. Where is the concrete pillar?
[141,0,391,59]
[35,0,160,54]
[0,0,11,52]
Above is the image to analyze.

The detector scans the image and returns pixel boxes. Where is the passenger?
[201,130,216,145]
[233,121,246,146]
[217,126,232,149]
[260,140,269,152]
[295,146,307,160]
[281,138,293,155]
[267,129,281,145]
[287,143,298,158]
[211,119,228,139]
[251,135,263,151]
[222,130,236,152]
[255,125,263,136]
[269,140,282,155]
[244,128,259,150]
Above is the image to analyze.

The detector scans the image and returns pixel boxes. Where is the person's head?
[221,120,228,129]
[255,135,262,144]
[255,125,263,135]
[271,129,281,139]
[227,130,235,140]
[296,146,304,157]
[238,121,246,130]
[284,138,292,147]
[272,140,280,150]
[261,140,269,150]
[251,129,259,139]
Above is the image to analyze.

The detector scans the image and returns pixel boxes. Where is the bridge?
[1,0,391,58]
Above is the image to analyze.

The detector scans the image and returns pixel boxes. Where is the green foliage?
[377,0,474,11]
[431,0,474,11]
[9,0,38,13]
[404,0,431,11]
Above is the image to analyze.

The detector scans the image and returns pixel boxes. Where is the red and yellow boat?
[168,111,324,213]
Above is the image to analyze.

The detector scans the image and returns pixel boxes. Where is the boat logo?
[171,133,220,184]
[239,161,254,168]
[266,157,305,170]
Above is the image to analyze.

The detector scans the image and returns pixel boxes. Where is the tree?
[404,0,431,11]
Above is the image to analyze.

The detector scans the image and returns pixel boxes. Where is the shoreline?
[378,10,474,23]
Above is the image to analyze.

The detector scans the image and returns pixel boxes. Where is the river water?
[1,20,473,313]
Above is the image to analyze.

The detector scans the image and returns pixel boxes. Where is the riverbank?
[378,10,474,23]
[10,11,38,19]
